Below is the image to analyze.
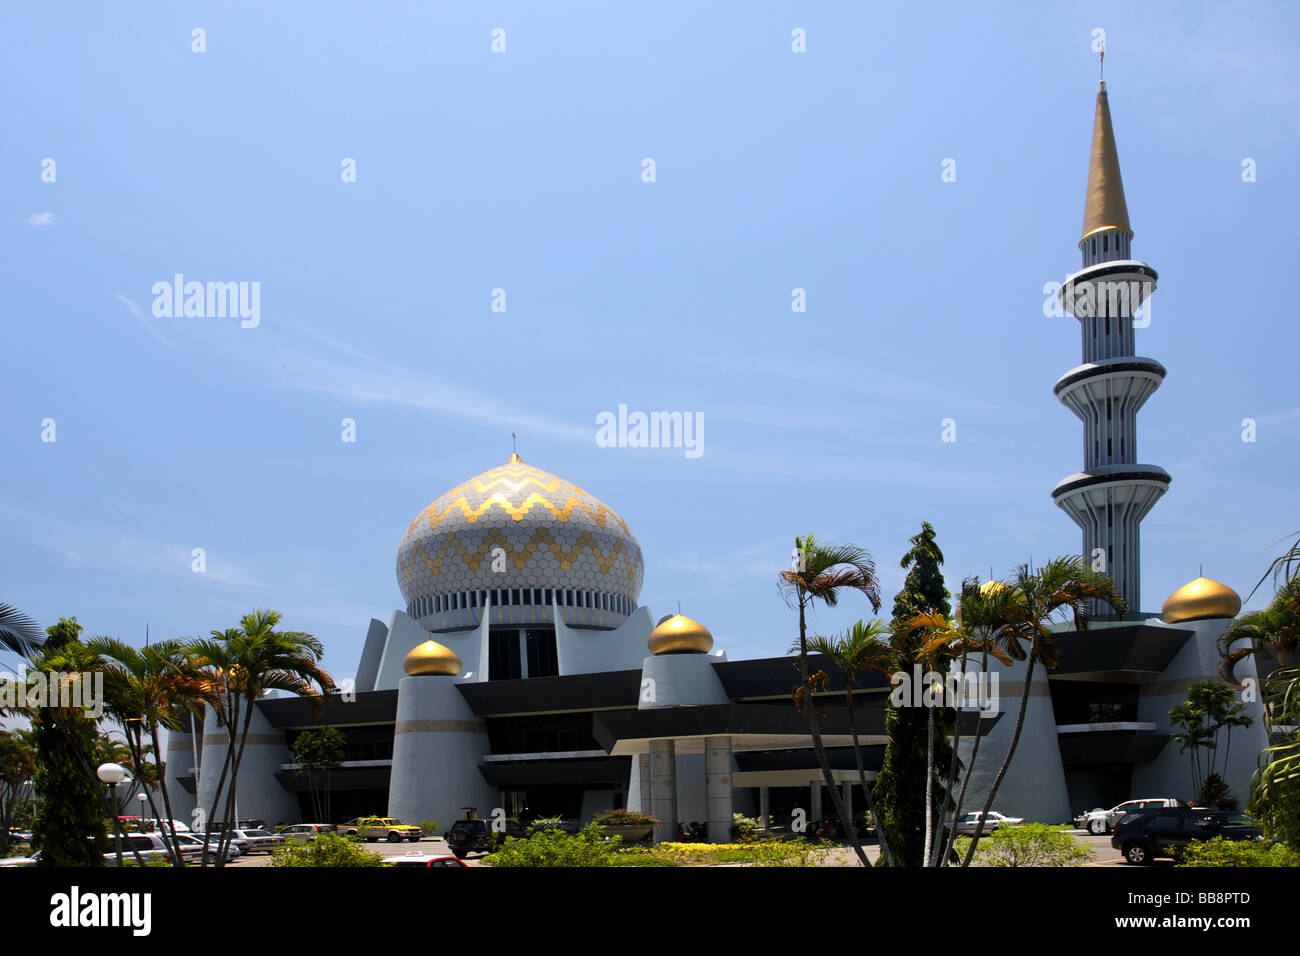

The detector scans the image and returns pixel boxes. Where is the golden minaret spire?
[1080,51,1132,245]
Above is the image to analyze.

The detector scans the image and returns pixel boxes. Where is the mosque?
[162,76,1272,838]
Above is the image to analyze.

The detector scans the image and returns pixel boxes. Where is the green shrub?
[591,809,656,827]
[417,820,439,836]
[953,824,1091,867]
[731,813,760,840]
[1177,837,1300,867]
[486,823,621,867]
[121,856,175,867]
[268,832,388,867]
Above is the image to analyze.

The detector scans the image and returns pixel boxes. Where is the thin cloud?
[113,293,173,347]
[23,212,56,227]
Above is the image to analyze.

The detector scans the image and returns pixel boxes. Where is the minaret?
[1052,78,1170,616]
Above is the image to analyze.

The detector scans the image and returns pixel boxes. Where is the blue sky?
[2,1,1297,683]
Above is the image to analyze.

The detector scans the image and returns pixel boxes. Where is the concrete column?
[649,740,677,843]
[636,753,652,814]
[810,779,822,823]
[705,736,733,844]
[759,787,770,831]
[842,780,853,825]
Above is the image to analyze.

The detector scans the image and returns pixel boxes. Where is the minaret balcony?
[1052,465,1171,528]
[1054,357,1166,421]
[1058,260,1158,320]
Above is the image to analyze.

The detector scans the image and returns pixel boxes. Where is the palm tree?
[190,610,335,866]
[1218,576,1300,708]
[892,609,1011,866]
[780,534,882,867]
[937,577,1016,866]
[86,636,219,866]
[0,604,44,657]
[805,620,896,866]
[960,556,1126,866]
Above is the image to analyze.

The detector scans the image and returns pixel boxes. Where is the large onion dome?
[397,455,644,631]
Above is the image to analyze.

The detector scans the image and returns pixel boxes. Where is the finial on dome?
[508,432,522,463]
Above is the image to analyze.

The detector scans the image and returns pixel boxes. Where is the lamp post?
[96,763,127,868]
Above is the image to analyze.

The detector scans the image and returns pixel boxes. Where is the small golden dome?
[403,640,462,676]
[979,580,1008,595]
[648,614,713,655]
[1162,577,1241,624]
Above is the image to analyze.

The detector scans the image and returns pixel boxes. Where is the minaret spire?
[1081,78,1132,244]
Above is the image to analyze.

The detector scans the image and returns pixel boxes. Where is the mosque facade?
[161,78,1273,839]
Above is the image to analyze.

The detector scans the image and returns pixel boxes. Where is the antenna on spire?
[1099,39,1105,79]
[1200,562,1203,577]
[512,432,517,455]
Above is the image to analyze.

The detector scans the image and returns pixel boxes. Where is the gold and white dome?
[397,455,644,628]
[1162,576,1241,624]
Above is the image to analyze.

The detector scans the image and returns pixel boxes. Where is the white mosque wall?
[555,603,656,675]
[388,674,497,827]
[1133,616,1271,805]
[955,655,1073,824]
[195,703,298,829]
[355,618,389,693]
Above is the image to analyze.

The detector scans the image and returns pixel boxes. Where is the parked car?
[170,833,241,863]
[444,817,492,859]
[339,817,363,836]
[945,811,1025,836]
[358,817,422,843]
[279,823,338,844]
[226,828,284,854]
[389,851,468,868]
[1076,798,1188,835]
[1111,808,1261,865]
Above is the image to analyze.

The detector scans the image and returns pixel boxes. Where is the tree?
[28,618,110,867]
[292,727,346,823]
[0,604,44,657]
[893,607,1011,867]
[1169,680,1253,807]
[936,578,1016,866]
[872,521,952,867]
[0,732,34,855]
[805,620,896,866]
[190,610,335,866]
[779,534,882,868]
[960,557,1126,866]
[1218,576,1300,701]
[85,636,217,866]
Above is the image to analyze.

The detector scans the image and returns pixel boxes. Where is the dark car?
[1111,807,1261,865]
[443,818,492,859]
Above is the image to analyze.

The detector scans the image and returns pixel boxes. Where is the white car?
[1075,798,1188,834]
[945,811,1025,836]
[226,828,285,854]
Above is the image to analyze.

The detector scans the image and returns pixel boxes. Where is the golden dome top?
[979,580,1008,595]
[1162,577,1241,624]
[1080,81,1133,244]
[403,640,462,676]
[648,614,713,655]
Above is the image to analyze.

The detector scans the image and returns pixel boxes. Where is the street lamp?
[96,763,127,868]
